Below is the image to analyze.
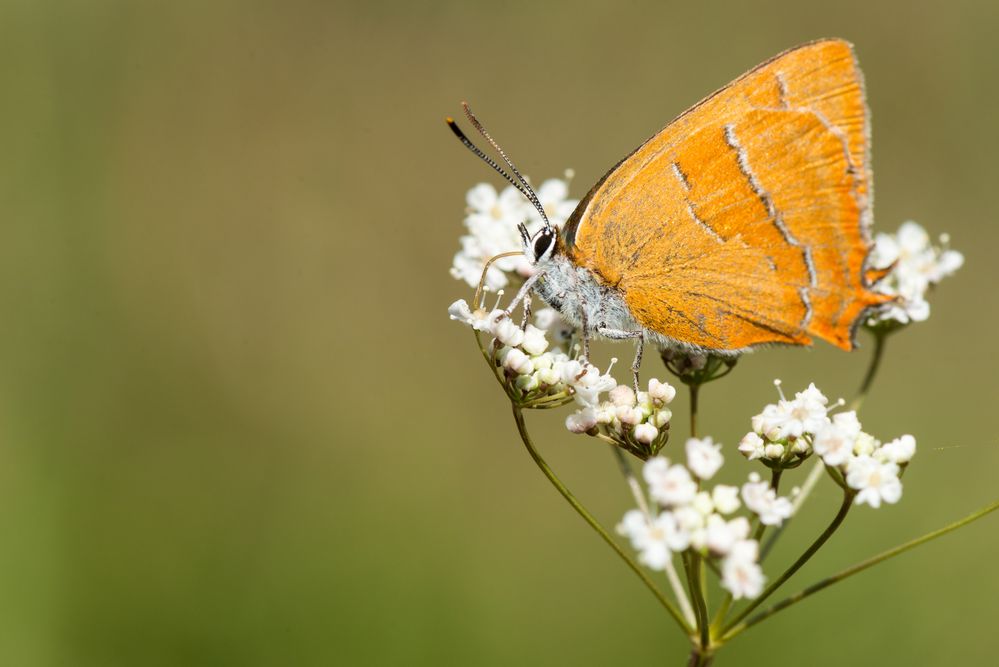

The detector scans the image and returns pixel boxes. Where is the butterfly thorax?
[533,250,641,338]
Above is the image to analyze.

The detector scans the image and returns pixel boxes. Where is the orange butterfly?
[448,39,891,384]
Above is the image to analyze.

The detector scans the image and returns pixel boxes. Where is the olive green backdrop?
[1,0,996,665]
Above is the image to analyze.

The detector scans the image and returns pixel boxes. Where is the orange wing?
[564,39,890,352]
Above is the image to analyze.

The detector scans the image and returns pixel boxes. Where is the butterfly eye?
[533,231,555,260]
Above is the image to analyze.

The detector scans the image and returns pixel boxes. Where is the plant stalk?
[511,405,691,632]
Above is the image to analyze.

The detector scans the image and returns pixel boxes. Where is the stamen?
[773,379,786,401]
[826,397,848,414]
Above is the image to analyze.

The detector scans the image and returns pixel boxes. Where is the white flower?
[878,434,916,465]
[633,423,659,444]
[609,385,636,407]
[751,403,786,440]
[514,374,538,392]
[847,456,903,508]
[501,347,533,375]
[763,443,785,460]
[721,540,765,599]
[560,360,617,408]
[650,408,673,428]
[450,177,578,290]
[760,383,830,440]
[648,378,677,405]
[565,409,598,434]
[520,324,549,355]
[741,474,793,526]
[616,510,688,569]
[674,506,704,535]
[813,420,858,467]
[448,300,502,332]
[644,457,697,508]
[853,432,878,457]
[712,485,741,515]
[686,437,724,480]
[704,515,752,556]
[615,405,642,425]
[738,432,765,460]
[868,221,964,325]
[691,491,715,516]
[831,411,862,439]
[492,316,525,347]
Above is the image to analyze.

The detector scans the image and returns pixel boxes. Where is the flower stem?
[721,490,854,635]
[609,447,697,627]
[760,461,820,562]
[683,552,711,649]
[510,405,692,633]
[689,383,700,438]
[849,329,889,412]
[722,498,999,641]
[686,648,715,667]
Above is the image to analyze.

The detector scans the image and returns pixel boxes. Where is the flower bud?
[493,317,525,347]
[738,432,765,460]
[521,324,549,355]
[633,423,659,444]
[503,348,533,375]
[648,378,677,404]
[609,385,636,407]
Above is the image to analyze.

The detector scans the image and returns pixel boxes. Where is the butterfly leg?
[579,308,591,364]
[504,271,542,317]
[597,327,644,394]
[520,293,532,330]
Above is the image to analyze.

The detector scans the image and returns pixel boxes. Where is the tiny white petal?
[633,422,659,444]
[712,485,741,515]
[685,436,724,480]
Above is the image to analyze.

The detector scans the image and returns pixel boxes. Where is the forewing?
[565,39,887,351]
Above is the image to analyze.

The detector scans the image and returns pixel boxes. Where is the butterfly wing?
[564,39,889,352]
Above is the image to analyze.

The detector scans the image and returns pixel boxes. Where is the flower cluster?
[617,441,796,599]
[449,299,576,408]
[565,377,675,459]
[738,382,915,508]
[868,220,963,326]
[449,294,674,456]
[450,175,579,291]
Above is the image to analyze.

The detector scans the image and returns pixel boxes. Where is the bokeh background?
[2,0,997,664]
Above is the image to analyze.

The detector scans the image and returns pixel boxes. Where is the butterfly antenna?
[445,113,551,232]
[460,102,550,229]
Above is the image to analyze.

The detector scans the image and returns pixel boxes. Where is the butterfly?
[447,39,892,387]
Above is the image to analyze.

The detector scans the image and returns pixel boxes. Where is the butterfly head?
[519,223,559,265]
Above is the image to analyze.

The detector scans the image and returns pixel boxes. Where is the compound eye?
[533,231,554,260]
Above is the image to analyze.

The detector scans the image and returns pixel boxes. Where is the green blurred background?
[1,0,996,664]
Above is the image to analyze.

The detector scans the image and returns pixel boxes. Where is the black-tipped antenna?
[461,103,549,229]
[445,112,551,231]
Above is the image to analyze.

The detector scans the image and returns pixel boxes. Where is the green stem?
[721,490,854,634]
[689,383,700,438]
[511,406,692,633]
[722,498,999,641]
[683,552,710,648]
[686,648,715,667]
[849,329,888,412]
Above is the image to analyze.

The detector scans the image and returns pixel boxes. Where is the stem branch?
[511,406,691,632]
[721,490,854,634]
[722,498,999,641]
